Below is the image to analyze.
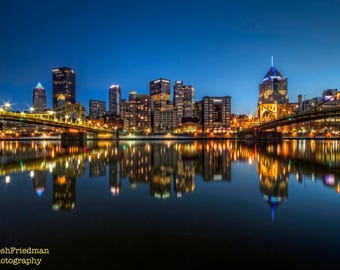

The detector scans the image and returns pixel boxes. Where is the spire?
[271,56,274,68]
[263,57,283,81]
[35,82,44,89]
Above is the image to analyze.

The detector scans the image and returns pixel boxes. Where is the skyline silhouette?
[1,0,340,114]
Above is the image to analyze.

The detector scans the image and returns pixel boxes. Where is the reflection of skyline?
[32,170,46,197]
[1,140,340,210]
[52,175,76,211]
[257,153,288,221]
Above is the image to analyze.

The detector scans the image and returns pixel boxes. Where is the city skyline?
[1,0,340,114]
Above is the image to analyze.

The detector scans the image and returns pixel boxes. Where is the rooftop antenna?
[271,56,274,68]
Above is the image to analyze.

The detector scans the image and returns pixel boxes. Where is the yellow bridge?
[0,110,115,135]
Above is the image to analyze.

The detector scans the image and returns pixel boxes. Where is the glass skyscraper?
[52,67,76,109]
[109,84,121,116]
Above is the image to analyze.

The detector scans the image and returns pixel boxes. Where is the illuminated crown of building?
[263,56,283,81]
[35,82,44,89]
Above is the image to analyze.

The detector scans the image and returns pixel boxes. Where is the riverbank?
[0,133,339,141]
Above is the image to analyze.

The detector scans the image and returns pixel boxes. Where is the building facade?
[202,96,231,132]
[89,100,106,119]
[173,80,195,119]
[153,105,179,133]
[109,84,121,116]
[52,67,76,109]
[257,60,288,122]
[127,91,151,133]
[32,82,46,113]
[149,78,170,111]
[258,61,288,105]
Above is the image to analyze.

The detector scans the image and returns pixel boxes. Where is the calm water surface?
[0,139,340,268]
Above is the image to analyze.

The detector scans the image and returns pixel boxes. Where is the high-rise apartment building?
[52,67,76,109]
[202,96,231,132]
[258,59,288,105]
[89,100,106,119]
[149,78,170,111]
[173,80,195,119]
[128,91,151,132]
[32,82,46,113]
[109,84,121,116]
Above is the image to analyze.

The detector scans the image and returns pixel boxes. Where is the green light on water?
[328,160,332,168]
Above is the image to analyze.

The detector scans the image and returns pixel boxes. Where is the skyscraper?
[258,58,288,105]
[173,80,195,119]
[257,58,289,122]
[150,78,170,111]
[52,67,76,109]
[32,82,46,112]
[109,84,121,116]
[128,91,151,132]
[202,96,231,132]
[89,100,106,119]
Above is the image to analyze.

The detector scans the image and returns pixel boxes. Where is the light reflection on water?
[0,139,340,268]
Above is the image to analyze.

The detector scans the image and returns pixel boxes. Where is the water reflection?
[1,139,339,211]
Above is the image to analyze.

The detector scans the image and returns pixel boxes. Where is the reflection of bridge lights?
[30,171,34,178]
[48,163,55,173]
[5,175,10,184]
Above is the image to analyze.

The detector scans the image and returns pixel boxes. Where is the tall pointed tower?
[257,58,288,122]
[32,82,47,113]
[258,57,288,105]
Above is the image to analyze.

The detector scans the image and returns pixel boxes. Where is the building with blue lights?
[258,60,288,105]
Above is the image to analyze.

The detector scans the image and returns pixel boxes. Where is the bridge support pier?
[61,132,86,147]
[238,130,282,141]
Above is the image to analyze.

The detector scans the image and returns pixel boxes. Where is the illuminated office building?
[128,91,151,132]
[109,84,121,116]
[89,99,106,119]
[258,59,288,105]
[32,82,46,113]
[202,96,231,132]
[153,105,179,133]
[150,78,170,111]
[52,67,76,109]
[173,80,195,119]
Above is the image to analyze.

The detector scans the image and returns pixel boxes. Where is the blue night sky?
[1,0,340,114]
